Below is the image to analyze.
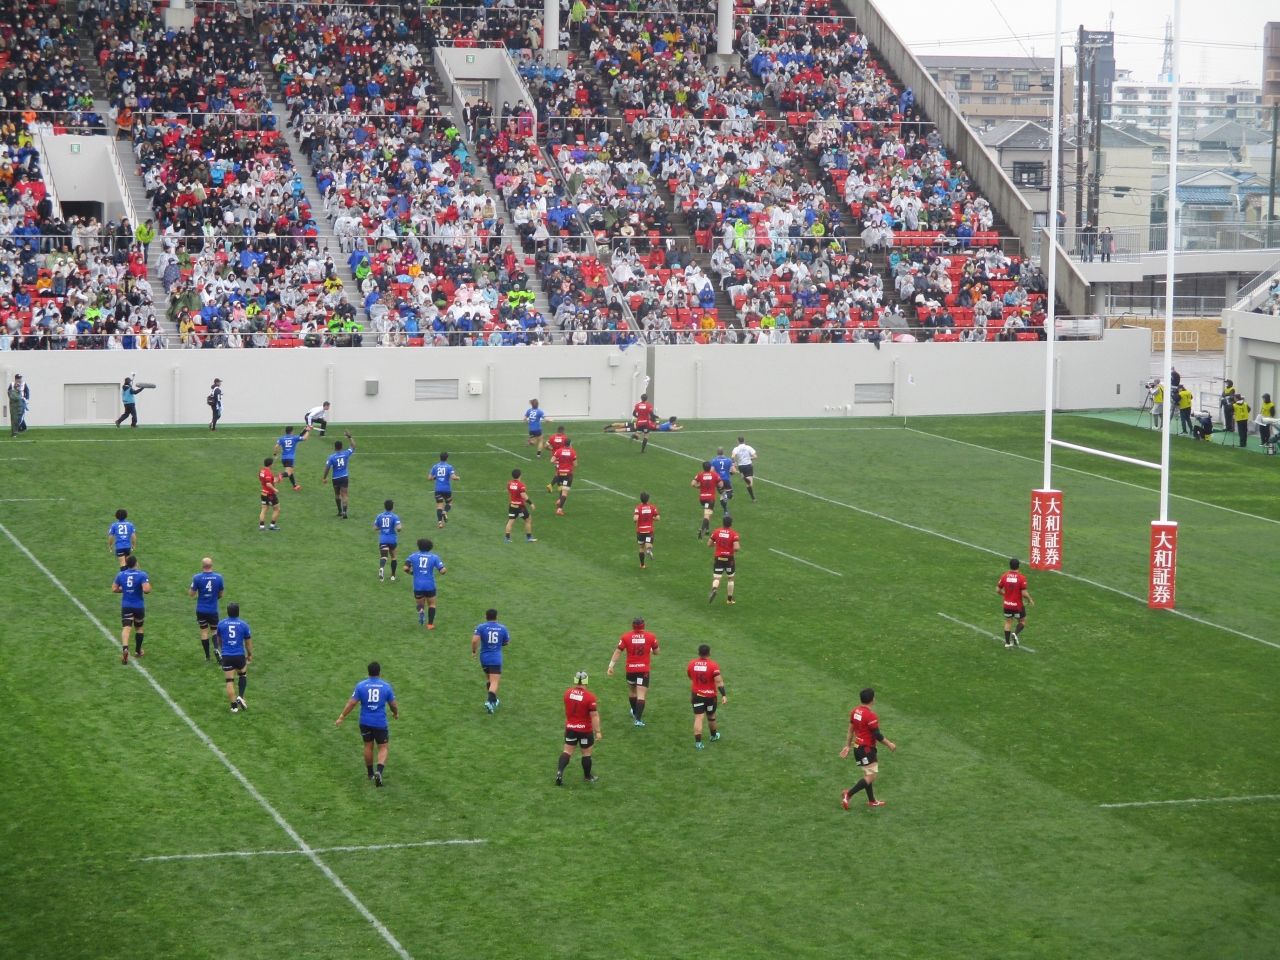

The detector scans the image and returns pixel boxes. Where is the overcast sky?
[877,0,1273,85]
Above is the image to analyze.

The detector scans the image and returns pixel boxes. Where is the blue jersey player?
[112,555,150,663]
[403,538,446,627]
[471,608,511,712]
[217,603,253,713]
[321,429,356,519]
[189,557,226,661]
[336,661,399,786]
[710,447,737,513]
[429,452,459,527]
[373,500,402,582]
[524,399,553,456]
[109,508,136,569]
[273,424,311,490]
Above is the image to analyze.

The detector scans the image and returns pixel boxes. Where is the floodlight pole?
[1041,0,1062,492]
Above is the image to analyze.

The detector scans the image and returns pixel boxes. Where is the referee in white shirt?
[305,402,331,436]
[731,436,758,502]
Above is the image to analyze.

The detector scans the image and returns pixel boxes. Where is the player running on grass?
[109,509,136,569]
[545,427,569,490]
[273,424,310,490]
[112,555,150,663]
[997,558,1033,648]
[429,453,459,528]
[335,661,398,787]
[633,492,659,568]
[731,436,758,502]
[688,645,726,748]
[217,603,252,713]
[525,399,553,456]
[404,538,445,627]
[557,671,601,785]
[607,617,659,725]
[709,515,741,604]
[632,394,656,452]
[374,500,402,581]
[710,447,736,514]
[321,430,356,519]
[189,558,225,662]
[258,458,280,531]
[551,438,577,515]
[472,608,511,712]
[504,469,536,542]
[840,687,896,809]
[693,462,721,538]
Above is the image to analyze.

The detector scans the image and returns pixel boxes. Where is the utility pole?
[1269,102,1278,246]
[1089,48,1100,226]
[1075,25,1085,242]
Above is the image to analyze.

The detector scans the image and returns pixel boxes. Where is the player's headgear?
[574,670,589,686]
[1009,557,1020,570]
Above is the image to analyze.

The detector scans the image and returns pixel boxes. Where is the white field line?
[637,438,1280,652]
[1100,795,1280,809]
[485,442,532,461]
[359,451,499,456]
[904,427,1280,527]
[582,478,633,499]
[0,457,30,460]
[937,612,1036,653]
[138,839,485,863]
[0,498,65,502]
[768,548,842,576]
[0,523,416,960]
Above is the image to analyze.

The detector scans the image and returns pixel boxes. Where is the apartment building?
[919,56,1074,125]
[1111,73,1265,133]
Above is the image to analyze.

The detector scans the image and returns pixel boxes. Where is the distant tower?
[1160,18,1174,81]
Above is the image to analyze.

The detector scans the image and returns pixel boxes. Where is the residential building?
[1111,73,1265,133]
[919,56,1073,125]
[977,120,1054,225]
[1265,22,1280,108]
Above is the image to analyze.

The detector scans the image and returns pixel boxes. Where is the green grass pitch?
[1,413,1277,959]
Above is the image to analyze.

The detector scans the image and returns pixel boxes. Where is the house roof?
[1189,120,1270,146]
[1175,185,1234,204]
[979,119,1052,150]
[1099,124,1157,149]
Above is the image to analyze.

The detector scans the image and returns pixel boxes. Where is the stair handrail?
[107,136,141,230]
[33,124,63,221]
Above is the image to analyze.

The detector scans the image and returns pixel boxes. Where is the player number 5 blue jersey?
[217,617,251,658]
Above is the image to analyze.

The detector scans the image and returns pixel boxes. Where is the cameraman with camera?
[115,375,156,428]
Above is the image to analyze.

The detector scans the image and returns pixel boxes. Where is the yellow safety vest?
[1233,401,1250,422]
[1178,389,1192,410]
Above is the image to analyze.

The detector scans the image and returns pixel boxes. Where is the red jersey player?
[996,557,1033,648]
[693,461,721,538]
[708,514,740,604]
[840,687,896,809]
[504,469,536,543]
[551,440,577,515]
[258,457,280,531]
[607,617,659,725]
[633,492,660,567]
[687,644,726,747]
[546,426,569,488]
[557,671,601,785]
[632,393,656,452]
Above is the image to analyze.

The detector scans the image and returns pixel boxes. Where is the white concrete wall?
[2,332,1151,428]
[437,48,534,121]
[41,135,128,224]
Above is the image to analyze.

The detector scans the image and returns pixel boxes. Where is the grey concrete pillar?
[717,0,734,55]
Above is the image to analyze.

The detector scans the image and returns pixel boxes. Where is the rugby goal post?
[1034,0,1180,609]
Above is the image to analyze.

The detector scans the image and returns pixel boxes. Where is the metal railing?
[1104,294,1226,318]
[1059,221,1280,261]
[33,127,63,222]
[106,137,139,231]
[1229,255,1280,312]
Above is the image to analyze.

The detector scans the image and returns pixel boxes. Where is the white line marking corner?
[769,548,842,576]
[937,612,1036,653]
